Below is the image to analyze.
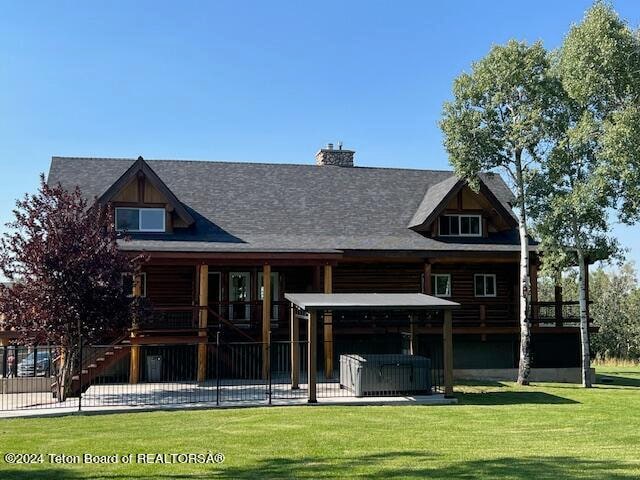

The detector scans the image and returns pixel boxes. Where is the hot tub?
[339,354,431,397]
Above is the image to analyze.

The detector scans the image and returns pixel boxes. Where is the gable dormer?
[408,175,516,238]
[98,157,194,233]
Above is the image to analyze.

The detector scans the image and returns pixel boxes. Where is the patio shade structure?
[284,293,460,402]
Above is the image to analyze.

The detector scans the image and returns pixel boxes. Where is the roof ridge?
[51,156,457,174]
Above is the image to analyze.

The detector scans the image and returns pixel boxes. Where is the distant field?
[1,366,639,479]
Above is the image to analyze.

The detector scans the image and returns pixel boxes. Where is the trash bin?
[146,355,162,382]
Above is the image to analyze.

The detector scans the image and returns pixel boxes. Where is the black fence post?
[215,330,220,406]
[267,330,272,406]
[78,320,83,413]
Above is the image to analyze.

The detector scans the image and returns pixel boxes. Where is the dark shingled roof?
[47,157,524,254]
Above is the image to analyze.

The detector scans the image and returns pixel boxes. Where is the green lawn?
[1,366,639,479]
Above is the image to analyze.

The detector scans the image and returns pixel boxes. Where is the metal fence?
[0,335,444,412]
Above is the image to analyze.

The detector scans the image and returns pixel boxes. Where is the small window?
[474,274,496,297]
[439,215,481,237]
[115,208,165,232]
[431,274,451,297]
[122,273,147,297]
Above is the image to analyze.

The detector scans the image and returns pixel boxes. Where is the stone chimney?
[315,142,355,167]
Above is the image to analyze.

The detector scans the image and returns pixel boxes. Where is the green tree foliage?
[539,264,640,361]
[440,40,563,385]
[530,2,640,386]
[0,177,146,400]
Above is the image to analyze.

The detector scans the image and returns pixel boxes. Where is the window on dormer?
[115,208,165,232]
[439,215,481,237]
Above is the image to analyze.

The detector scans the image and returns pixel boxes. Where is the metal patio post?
[216,330,220,406]
[78,317,83,412]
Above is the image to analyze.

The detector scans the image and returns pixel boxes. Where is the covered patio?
[285,292,460,402]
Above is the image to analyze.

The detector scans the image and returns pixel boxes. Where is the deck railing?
[139,301,289,335]
[136,300,593,335]
[528,300,593,325]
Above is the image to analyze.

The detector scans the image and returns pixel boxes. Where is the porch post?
[262,263,271,380]
[197,264,209,383]
[308,310,318,403]
[423,262,432,294]
[129,273,143,384]
[530,261,539,320]
[443,309,454,397]
[323,264,333,379]
[290,304,299,389]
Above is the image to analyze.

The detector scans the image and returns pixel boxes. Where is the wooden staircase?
[70,335,131,394]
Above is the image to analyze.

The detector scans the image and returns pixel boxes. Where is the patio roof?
[284,293,460,311]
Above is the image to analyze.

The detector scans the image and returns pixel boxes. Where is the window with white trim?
[431,274,451,297]
[115,208,165,232]
[474,274,496,297]
[439,214,482,237]
[121,272,147,297]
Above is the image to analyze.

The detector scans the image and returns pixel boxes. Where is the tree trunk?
[577,249,592,388]
[514,150,531,385]
[55,346,77,402]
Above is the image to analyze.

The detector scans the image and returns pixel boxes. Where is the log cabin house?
[38,145,593,389]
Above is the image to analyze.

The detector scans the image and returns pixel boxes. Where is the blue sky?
[0,0,638,267]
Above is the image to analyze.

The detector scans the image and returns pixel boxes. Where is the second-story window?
[474,274,496,297]
[115,208,166,232]
[431,274,451,297]
[439,214,481,237]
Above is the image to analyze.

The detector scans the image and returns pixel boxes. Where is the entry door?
[229,272,251,323]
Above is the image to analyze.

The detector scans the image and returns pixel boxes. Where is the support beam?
[530,261,539,320]
[132,272,143,298]
[308,310,317,403]
[262,264,271,380]
[129,340,140,384]
[290,305,300,389]
[423,263,432,295]
[323,264,333,379]
[443,310,454,397]
[197,265,209,383]
[129,272,143,384]
[198,265,209,331]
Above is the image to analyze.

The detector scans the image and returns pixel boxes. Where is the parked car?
[17,350,52,377]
